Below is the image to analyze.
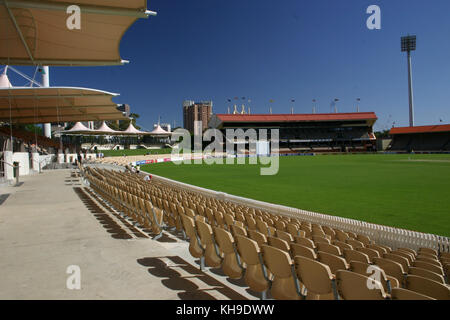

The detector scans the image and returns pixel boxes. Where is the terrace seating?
[336,270,388,300]
[81,166,450,300]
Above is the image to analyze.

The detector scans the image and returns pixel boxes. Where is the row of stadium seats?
[82,166,450,300]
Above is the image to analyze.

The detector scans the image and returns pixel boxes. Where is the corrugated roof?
[215,112,377,123]
[390,124,450,135]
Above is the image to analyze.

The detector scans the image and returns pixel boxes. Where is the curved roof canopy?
[121,122,150,135]
[150,124,171,136]
[0,0,156,66]
[0,86,128,124]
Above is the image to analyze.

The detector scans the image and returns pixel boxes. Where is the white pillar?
[32,152,40,172]
[42,66,52,138]
[58,150,64,164]
[4,150,13,180]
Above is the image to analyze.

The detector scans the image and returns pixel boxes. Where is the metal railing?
[149,172,450,253]
[0,160,20,186]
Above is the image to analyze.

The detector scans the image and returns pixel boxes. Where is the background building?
[183,100,213,133]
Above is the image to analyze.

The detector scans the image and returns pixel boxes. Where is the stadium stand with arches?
[81,165,450,300]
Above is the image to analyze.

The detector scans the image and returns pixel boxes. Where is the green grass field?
[101,148,172,157]
[141,154,450,237]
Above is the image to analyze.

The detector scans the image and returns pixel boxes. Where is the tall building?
[183,100,213,133]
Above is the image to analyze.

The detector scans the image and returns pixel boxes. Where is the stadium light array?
[401,35,417,127]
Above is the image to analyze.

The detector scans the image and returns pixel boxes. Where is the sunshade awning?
[0,86,128,124]
[0,0,156,66]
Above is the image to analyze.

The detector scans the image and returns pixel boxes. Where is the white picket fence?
[151,173,450,253]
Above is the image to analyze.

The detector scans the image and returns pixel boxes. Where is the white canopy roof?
[0,86,128,124]
[95,120,117,133]
[65,121,91,133]
[122,122,149,135]
[150,124,171,136]
[0,0,156,66]
[0,73,12,88]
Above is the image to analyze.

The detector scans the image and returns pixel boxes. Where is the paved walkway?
[0,169,254,300]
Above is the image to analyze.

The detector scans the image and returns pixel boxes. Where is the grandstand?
[389,124,450,152]
[82,165,450,300]
[209,112,378,153]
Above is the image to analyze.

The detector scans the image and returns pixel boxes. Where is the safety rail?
[148,172,450,254]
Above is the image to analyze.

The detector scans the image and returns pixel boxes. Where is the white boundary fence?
[149,173,450,253]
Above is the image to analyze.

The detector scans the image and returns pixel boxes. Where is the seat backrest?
[408,267,445,284]
[413,260,444,276]
[214,227,243,279]
[415,256,442,268]
[373,257,405,286]
[291,243,317,260]
[391,288,435,300]
[294,236,316,250]
[248,229,267,248]
[332,240,353,252]
[336,270,387,300]
[343,249,370,264]
[230,224,247,237]
[397,247,417,257]
[418,247,438,256]
[294,256,336,299]
[356,247,380,263]
[235,235,270,293]
[268,236,290,253]
[316,242,342,257]
[384,253,410,271]
[180,214,203,258]
[261,245,301,300]
[276,230,294,243]
[312,235,331,245]
[317,251,349,275]
[356,234,371,246]
[256,219,269,236]
[367,244,388,256]
[392,250,414,264]
[405,275,450,300]
[345,238,364,249]
[349,261,391,293]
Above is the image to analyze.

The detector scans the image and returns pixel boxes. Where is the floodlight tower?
[401,35,417,127]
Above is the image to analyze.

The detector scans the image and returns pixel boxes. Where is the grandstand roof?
[0,86,128,124]
[390,124,450,135]
[0,0,155,66]
[210,112,377,128]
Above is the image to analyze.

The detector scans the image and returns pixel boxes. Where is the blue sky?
[5,0,450,131]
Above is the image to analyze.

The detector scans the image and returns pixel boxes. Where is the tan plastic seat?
[317,251,349,275]
[268,236,290,253]
[408,266,445,284]
[230,224,247,238]
[384,253,410,271]
[404,275,450,300]
[332,240,353,252]
[312,235,331,245]
[256,219,270,237]
[391,250,414,264]
[294,236,316,250]
[345,238,364,249]
[413,260,444,276]
[336,270,388,300]
[276,230,294,243]
[367,244,388,256]
[334,229,350,242]
[235,235,270,299]
[286,223,300,238]
[397,247,417,257]
[373,257,406,287]
[195,220,222,268]
[180,214,204,267]
[261,245,302,300]
[213,227,243,279]
[356,247,380,263]
[291,243,317,260]
[418,247,438,256]
[356,234,372,246]
[316,242,342,257]
[415,256,442,268]
[391,287,435,300]
[343,249,370,264]
[349,261,399,293]
[248,229,267,248]
[294,256,338,300]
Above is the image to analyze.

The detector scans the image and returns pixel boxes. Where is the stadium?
[0,0,449,304]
